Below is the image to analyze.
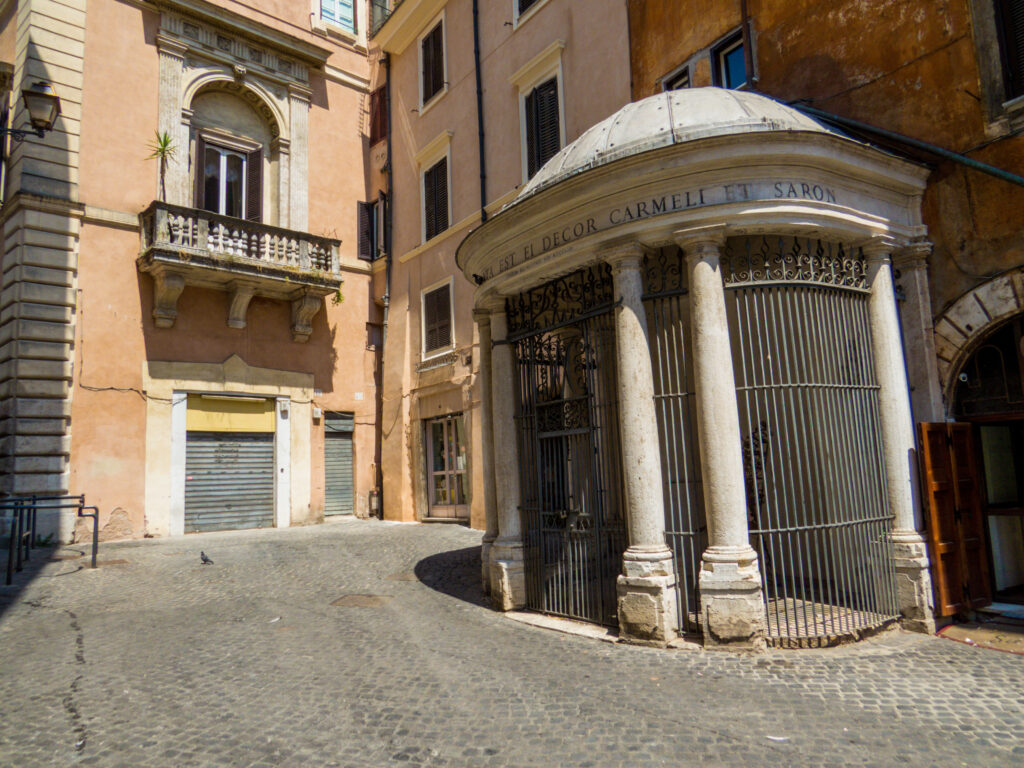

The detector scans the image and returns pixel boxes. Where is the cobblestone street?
[1,519,1022,767]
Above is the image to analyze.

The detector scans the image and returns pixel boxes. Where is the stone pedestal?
[699,548,766,649]
[892,531,936,634]
[617,550,678,646]
[489,539,526,612]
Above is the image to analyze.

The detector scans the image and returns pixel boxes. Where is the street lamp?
[3,82,61,141]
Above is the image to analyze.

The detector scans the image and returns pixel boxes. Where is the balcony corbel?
[151,266,187,328]
[227,281,258,329]
[291,290,323,343]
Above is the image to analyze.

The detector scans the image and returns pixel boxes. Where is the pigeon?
[200,551,214,565]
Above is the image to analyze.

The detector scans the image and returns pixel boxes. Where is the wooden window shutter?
[357,201,373,261]
[525,88,539,178]
[998,0,1024,99]
[431,24,445,98]
[424,285,451,353]
[536,78,560,170]
[194,134,206,209]
[369,87,387,145]
[245,147,262,222]
[424,157,448,240]
[918,422,992,617]
[519,0,538,13]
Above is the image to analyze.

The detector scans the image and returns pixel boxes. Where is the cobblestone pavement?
[1,519,1022,768]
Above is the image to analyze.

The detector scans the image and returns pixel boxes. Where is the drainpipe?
[790,102,1024,190]
[472,0,487,221]
[383,52,393,344]
[740,0,757,88]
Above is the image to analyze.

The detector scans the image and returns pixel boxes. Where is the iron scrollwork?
[722,236,868,291]
[506,264,614,337]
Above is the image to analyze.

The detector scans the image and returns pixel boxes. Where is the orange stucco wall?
[628,0,1024,317]
[63,0,376,536]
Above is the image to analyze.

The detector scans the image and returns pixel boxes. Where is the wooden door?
[919,423,992,616]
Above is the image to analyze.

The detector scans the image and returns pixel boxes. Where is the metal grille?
[325,413,354,516]
[185,432,275,533]
[723,236,899,645]
[509,265,628,627]
[642,248,706,635]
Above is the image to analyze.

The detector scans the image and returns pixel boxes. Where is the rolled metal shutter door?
[185,432,275,532]
[325,413,354,515]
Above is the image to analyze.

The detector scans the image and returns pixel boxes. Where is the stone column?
[892,241,944,423]
[488,306,526,610]
[604,244,677,645]
[288,85,312,233]
[676,227,765,650]
[474,308,499,594]
[864,238,935,633]
[156,34,188,206]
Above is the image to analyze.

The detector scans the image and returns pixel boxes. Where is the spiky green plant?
[146,131,176,202]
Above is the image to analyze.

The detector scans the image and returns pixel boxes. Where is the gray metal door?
[185,432,275,532]
[325,412,354,515]
[509,265,628,627]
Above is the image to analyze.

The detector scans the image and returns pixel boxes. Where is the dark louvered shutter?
[422,23,444,102]
[194,135,206,208]
[246,147,262,222]
[424,157,448,240]
[998,0,1024,99]
[525,88,539,178]
[519,0,538,13]
[369,86,387,145]
[535,78,560,170]
[357,201,373,260]
[424,285,451,353]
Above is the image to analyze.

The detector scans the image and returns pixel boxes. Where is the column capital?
[674,225,727,255]
[476,293,505,316]
[859,234,901,262]
[156,33,188,58]
[472,307,493,326]
[893,240,933,271]
[602,241,648,273]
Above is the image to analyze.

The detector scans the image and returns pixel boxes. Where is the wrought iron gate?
[508,265,628,626]
[723,236,899,645]
[642,249,706,635]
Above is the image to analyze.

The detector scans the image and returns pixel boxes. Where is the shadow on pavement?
[0,544,80,621]
[413,545,488,607]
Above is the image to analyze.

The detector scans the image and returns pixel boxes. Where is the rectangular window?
[663,66,690,90]
[422,283,452,355]
[712,33,747,89]
[369,86,388,145]
[196,137,262,222]
[420,21,445,105]
[996,0,1024,99]
[357,193,387,261]
[422,156,449,241]
[426,413,468,517]
[525,77,560,178]
[321,0,356,34]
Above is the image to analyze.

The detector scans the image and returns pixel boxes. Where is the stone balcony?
[137,202,342,342]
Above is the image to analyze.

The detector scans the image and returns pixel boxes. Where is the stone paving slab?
[1,519,1022,767]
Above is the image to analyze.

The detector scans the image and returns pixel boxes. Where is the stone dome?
[516,88,840,201]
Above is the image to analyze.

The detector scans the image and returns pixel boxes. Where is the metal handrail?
[3,495,98,585]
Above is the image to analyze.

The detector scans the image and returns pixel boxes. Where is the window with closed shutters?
[525,77,560,178]
[421,21,445,105]
[321,0,356,34]
[423,283,452,355]
[369,86,388,145]
[997,0,1024,99]
[423,156,448,241]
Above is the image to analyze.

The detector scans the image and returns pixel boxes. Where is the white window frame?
[418,11,448,115]
[311,0,360,42]
[661,63,691,91]
[510,40,566,185]
[420,277,455,360]
[711,30,748,90]
[415,129,453,244]
[512,0,552,30]
[202,145,249,219]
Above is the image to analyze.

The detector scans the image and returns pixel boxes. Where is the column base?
[490,540,526,611]
[480,538,494,596]
[892,530,936,634]
[699,547,766,650]
[616,546,678,646]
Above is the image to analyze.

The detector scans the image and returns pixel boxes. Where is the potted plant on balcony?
[146,131,176,203]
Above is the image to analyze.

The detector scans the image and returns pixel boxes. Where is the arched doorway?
[954,315,1024,604]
